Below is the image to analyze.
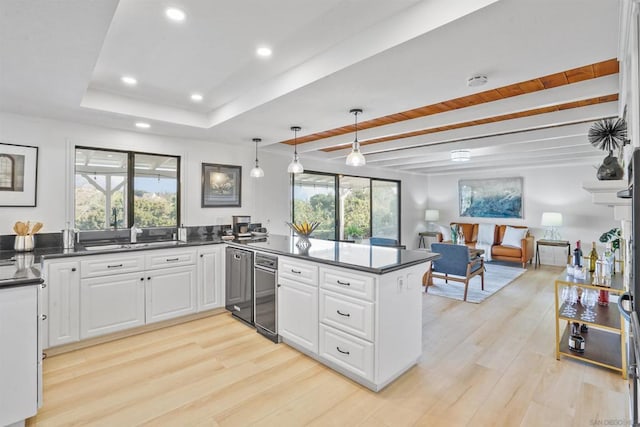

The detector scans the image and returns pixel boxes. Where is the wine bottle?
[589,241,598,273]
[573,240,583,267]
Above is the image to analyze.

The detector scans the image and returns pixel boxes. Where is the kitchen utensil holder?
[14,235,34,252]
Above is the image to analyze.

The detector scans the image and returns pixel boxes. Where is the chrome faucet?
[130,224,142,243]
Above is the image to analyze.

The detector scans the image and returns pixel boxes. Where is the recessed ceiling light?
[256,46,272,57]
[190,93,203,102]
[165,7,186,21]
[450,149,471,162]
[135,122,151,129]
[121,75,137,86]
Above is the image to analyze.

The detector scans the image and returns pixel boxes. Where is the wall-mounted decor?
[458,177,523,219]
[0,143,38,207]
[201,163,241,207]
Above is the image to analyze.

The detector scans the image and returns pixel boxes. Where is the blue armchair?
[424,243,484,301]
[370,237,406,249]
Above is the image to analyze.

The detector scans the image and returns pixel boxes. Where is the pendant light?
[345,108,365,166]
[287,126,304,174]
[250,138,264,178]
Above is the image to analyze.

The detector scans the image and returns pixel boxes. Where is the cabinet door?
[0,286,38,426]
[146,265,197,324]
[278,278,318,354]
[197,246,224,312]
[80,272,145,339]
[47,260,80,347]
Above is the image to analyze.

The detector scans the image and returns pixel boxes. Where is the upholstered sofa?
[436,223,534,268]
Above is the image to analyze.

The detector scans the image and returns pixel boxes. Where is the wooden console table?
[535,239,570,268]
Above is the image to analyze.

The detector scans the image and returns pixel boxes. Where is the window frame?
[291,170,401,243]
[74,146,181,230]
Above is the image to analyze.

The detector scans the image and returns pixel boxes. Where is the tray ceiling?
[0,0,622,174]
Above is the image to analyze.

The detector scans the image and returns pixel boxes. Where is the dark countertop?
[0,233,437,281]
[227,234,438,274]
[0,257,42,289]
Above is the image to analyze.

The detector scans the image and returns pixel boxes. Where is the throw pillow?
[437,224,451,241]
[502,226,528,248]
[477,223,496,244]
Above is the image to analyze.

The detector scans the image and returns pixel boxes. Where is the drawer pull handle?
[336,346,350,355]
[336,310,350,317]
[166,258,180,262]
[291,269,302,274]
[234,254,241,260]
[71,267,77,272]
[337,280,350,286]
[107,264,123,268]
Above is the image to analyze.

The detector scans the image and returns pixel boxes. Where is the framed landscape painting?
[458,177,523,219]
[201,163,241,207]
[0,143,38,207]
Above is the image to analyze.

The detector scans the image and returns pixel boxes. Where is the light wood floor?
[27,266,628,426]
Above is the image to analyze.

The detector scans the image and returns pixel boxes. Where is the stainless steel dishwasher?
[254,252,279,342]
[225,246,254,326]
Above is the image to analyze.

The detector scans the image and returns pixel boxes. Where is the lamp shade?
[425,209,440,222]
[541,212,563,227]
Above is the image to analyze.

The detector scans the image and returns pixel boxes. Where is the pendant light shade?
[346,108,365,166]
[287,126,304,174]
[250,138,264,178]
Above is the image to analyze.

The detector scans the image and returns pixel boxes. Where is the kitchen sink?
[83,241,181,251]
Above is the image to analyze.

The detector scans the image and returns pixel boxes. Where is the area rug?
[426,263,526,303]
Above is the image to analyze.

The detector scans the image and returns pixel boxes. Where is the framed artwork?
[458,177,523,219]
[201,163,242,207]
[0,143,38,207]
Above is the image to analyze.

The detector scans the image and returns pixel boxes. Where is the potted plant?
[588,118,627,180]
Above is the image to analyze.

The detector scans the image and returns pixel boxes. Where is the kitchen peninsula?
[229,235,438,391]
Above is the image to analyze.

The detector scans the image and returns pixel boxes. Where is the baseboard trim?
[44,307,227,356]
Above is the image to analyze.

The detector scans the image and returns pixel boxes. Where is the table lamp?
[541,212,563,240]
[425,209,440,231]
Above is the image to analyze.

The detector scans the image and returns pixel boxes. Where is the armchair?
[423,243,484,301]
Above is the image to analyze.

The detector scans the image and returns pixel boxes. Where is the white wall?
[426,165,619,265]
[0,112,430,248]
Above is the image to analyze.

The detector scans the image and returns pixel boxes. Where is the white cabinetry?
[277,256,425,391]
[44,245,205,348]
[277,257,318,354]
[0,285,39,426]
[197,246,225,312]
[146,265,197,323]
[46,260,80,346]
[79,254,145,340]
[80,272,146,339]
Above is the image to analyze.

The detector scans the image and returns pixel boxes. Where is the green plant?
[345,224,363,238]
[599,227,621,251]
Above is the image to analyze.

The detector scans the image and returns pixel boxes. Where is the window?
[292,172,336,240]
[292,171,400,243]
[75,147,179,230]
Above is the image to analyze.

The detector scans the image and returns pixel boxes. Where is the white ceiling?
[0,0,621,175]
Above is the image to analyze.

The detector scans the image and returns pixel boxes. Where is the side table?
[418,231,442,248]
[535,239,571,268]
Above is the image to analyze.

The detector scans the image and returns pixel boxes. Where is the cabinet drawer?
[319,324,373,381]
[319,267,374,301]
[279,258,318,286]
[320,289,373,341]
[81,255,144,278]
[145,249,196,269]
